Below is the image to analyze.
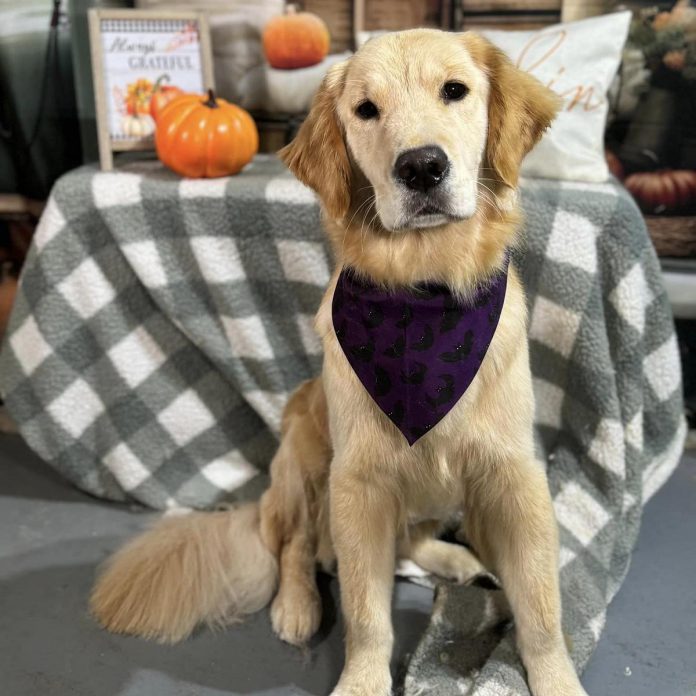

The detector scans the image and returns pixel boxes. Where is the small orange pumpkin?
[605,149,624,181]
[625,169,696,213]
[155,90,259,178]
[263,5,330,70]
[150,75,184,121]
[0,272,17,342]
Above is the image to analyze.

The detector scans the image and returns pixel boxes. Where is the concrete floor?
[0,432,694,696]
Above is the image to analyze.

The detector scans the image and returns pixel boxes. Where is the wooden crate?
[0,194,44,219]
[645,215,696,258]
[253,111,306,154]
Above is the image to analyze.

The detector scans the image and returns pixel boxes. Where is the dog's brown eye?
[356,100,379,120]
[442,82,468,102]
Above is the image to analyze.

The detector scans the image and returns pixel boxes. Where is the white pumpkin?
[240,52,351,114]
[121,114,155,138]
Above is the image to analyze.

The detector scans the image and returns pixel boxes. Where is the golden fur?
[91,30,588,696]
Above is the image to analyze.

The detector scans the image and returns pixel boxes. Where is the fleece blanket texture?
[0,157,685,695]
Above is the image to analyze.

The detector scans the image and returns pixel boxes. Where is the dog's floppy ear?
[465,33,561,189]
[279,62,351,220]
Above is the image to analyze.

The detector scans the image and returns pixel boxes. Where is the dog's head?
[280,30,559,234]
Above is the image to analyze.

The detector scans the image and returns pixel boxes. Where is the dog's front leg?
[466,459,588,696]
[329,460,397,696]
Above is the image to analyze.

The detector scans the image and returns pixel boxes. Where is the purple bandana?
[332,258,509,445]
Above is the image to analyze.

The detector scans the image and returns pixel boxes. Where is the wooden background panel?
[463,0,560,11]
[305,0,603,52]
[453,0,564,30]
[364,0,430,31]
[305,0,354,51]
[317,0,449,48]
[308,0,440,51]
[561,0,607,22]
[459,16,558,31]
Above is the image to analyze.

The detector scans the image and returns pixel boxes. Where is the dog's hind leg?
[402,521,493,586]
[260,379,329,646]
[269,527,322,645]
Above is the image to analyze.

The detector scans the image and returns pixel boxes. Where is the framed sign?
[88,9,214,170]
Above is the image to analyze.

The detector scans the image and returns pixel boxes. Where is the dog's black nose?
[394,146,449,193]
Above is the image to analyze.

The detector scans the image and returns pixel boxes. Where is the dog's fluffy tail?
[90,502,278,643]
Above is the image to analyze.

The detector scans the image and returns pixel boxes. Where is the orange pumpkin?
[605,149,624,181]
[155,90,259,178]
[150,75,184,121]
[263,5,330,70]
[625,169,696,213]
[0,273,17,342]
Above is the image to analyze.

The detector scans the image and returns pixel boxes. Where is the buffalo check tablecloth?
[0,156,686,696]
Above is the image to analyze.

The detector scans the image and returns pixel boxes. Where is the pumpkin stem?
[285,3,297,14]
[153,73,171,90]
[203,89,219,109]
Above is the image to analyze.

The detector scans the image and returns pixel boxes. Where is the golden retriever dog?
[91,29,589,696]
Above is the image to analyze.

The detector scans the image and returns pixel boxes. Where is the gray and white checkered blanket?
[0,157,685,695]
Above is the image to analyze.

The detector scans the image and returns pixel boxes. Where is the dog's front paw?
[330,685,391,696]
[270,584,321,646]
[530,675,588,696]
[527,653,589,696]
[330,670,391,696]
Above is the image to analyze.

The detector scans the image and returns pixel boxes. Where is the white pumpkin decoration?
[121,114,155,138]
[239,52,351,114]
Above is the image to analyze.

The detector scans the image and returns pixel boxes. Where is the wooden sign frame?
[88,8,214,171]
